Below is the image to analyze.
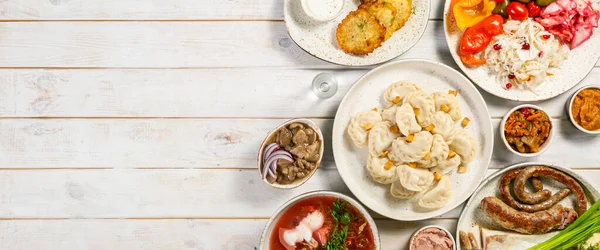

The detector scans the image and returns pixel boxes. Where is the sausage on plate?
[481,197,578,234]
[513,166,587,215]
[499,169,571,212]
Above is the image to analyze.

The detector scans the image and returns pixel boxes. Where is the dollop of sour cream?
[279,210,325,248]
[301,0,345,21]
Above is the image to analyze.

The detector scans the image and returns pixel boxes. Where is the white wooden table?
[0,1,599,249]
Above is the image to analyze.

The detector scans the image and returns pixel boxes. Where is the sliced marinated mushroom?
[305,129,317,145]
[304,143,320,161]
[277,159,293,169]
[300,159,315,170]
[288,123,305,130]
[277,127,292,146]
[290,145,309,159]
[292,129,308,145]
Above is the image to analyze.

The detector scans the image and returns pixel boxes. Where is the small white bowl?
[409,225,456,250]
[500,104,554,157]
[258,190,381,250]
[300,0,345,22]
[257,118,324,189]
[567,84,600,135]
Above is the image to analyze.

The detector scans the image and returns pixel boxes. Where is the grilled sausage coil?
[499,169,571,213]
[481,197,579,234]
[513,166,587,215]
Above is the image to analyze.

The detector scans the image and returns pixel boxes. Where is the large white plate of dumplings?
[332,59,493,221]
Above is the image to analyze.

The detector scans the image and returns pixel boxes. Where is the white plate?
[456,162,600,249]
[332,59,493,221]
[283,0,430,66]
[443,1,600,101]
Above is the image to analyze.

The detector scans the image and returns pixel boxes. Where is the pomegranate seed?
[538,51,543,57]
[542,34,551,39]
[522,42,530,50]
[493,44,502,50]
[506,83,513,89]
[508,74,516,79]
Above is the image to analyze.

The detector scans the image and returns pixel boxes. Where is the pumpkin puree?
[572,89,600,131]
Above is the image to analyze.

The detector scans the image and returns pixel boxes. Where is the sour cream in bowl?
[300,0,345,22]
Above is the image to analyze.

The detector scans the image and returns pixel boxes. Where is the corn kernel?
[423,152,431,160]
[424,123,435,132]
[392,96,402,104]
[462,117,470,127]
[363,123,373,131]
[384,160,394,170]
[448,150,456,158]
[433,172,441,181]
[413,108,420,116]
[449,90,458,96]
[380,151,389,158]
[458,165,467,173]
[389,125,399,133]
[406,134,415,143]
[441,104,451,113]
[408,162,417,168]
[372,107,379,112]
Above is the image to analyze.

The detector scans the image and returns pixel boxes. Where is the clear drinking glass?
[311,73,338,99]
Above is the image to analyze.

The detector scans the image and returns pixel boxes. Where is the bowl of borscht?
[259,190,380,250]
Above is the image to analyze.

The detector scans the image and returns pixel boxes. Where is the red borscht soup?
[269,196,375,250]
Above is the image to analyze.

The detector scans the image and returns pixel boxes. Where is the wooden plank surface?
[0,168,597,219]
[1,68,599,118]
[0,219,457,249]
[0,0,442,20]
[2,118,599,169]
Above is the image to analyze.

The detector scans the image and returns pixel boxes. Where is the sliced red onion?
[263,143,279,161]
[268,168,276,178]
[263,154,294,180]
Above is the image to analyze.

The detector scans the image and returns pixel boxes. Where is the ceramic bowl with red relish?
[259,191,380,250]
[500,104,554,157]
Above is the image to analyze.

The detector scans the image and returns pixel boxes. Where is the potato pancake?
[336,9,385,55]
[360,1,400,40]
[362,0,413,29]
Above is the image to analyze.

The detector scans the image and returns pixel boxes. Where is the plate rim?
[283,0,432,67]
[441,0,600,102]
[332,58,494,221]
[454,162,600,249]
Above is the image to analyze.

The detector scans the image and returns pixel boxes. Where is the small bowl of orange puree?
[569,85,600,134]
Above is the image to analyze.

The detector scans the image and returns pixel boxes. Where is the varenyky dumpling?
[418,134,449,168]
[381,105,398,124]
[398,164,434,192]
[403,90,435,127]
[430,111,457,144]
[395,103,421,136]
[367,154,397,184]
[390,169,418,199]
[389,131,433,163]
[384,81,420,105]
[430,154,461,176]
[347,110,382,148]
[368,121,399,157]
[418,175,452,209]
[449,130,476,163]
[433,92,461,122]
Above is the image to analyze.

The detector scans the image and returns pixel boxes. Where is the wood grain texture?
[0,21,452,68]
[1,69,598,118]
[0,168,598,219]
[0,0,442,20]
[2,118,599,169]
[0,218,457,249]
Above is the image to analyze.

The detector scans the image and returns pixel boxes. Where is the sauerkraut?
[483,18,569,91]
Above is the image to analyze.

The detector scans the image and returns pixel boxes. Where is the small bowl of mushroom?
[257,118,324,189]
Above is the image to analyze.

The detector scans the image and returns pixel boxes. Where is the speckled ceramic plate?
[443,0,600,101]
[456,162,600,249]
[283,0,430,66]
[332,59,493,221]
